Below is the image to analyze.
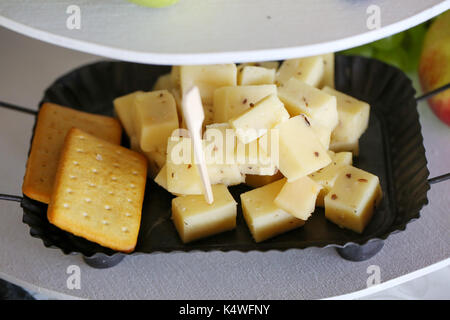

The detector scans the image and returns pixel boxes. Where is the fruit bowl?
[20,55,430,266]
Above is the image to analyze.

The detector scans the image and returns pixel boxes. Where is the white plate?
[1,0,449,65]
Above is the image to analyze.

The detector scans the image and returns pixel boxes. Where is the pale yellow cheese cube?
[239,61,280,70]
[207,164,245,186]
[170,66,181,89]
[205,123,277,175]
[204,123,276,176]
[274,176,322,220]
[276,56,325,87]
[166,137,203,195]
[237,138,278,175]
[245,170,284,188]
[154,164,169,190]
[203,126,244,185]
[229,94,290,144]
[260,115,331,182]
[329,137,360,156]
[168,162,244,188]
[156,162,243,194]
[240,179,305,242]
[204,123,237,165]
[319,53,334,88]
[180,64,237,105]
[278,78,338,130]
[171,87,184,127]
[238,66,275,86]
[172,184,237,243]
[309,151,353,206]
[154,164,182,196]
[133,90,179,153]
[212,84,277,123]
[322,86,370,145]
[153,73,174,91]
[113,91,143,138]
[203,103,215,126]
[324,165,382,233]
[167,136,244,192]
[309,118,333,150]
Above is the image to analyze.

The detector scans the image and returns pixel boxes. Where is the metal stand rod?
[428,172,450,185]
[0,194,23,203]
[415,83,450,102]
[0,101,37,115]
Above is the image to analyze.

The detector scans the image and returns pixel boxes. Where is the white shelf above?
[1,0,449,65]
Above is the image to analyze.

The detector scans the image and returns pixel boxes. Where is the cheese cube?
[324,165,382,233]
[319,53,335,88]
[203,127,244,184]
[309,151,353,206]
[204,123,237,165]
[237,66,275,86]
[230,94,289,144]
[207,164,245,186]
[170,66,181,89]
[237,138,278,175]
[204,123,277,176]
[276,56,325,87]
[153,73,174,91]
[203,103,215,126]
[113,91,143,138]
[239,61,280,70]
[212,85,277,123]
[172,184,237,243]
[329,137,360,156]
[154,164,182,196]
[278,78,338,130]
[180,64,237,105]
[322,86,370,145]
[240,179,305,242]
[156,161,243,195]
[274,176,322,220]
[167,135,245,192]
[154,164,169,190]
[260,115,331,181]
[307,115,333,150]
[166,137,203,195]
[133,90,179,153]
[245,170,284,188]
[171,87,184,127]
[204,123,276,176]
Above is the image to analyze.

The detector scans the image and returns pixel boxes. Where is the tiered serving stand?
[0,0,449,299]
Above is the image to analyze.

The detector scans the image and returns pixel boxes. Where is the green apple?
[371,32,405,51]
[128,0,179,8]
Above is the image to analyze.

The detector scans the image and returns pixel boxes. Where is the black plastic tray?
[20,56,430,265]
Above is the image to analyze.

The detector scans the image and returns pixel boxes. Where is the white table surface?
[1,0,449,65]
[0,27,449,300]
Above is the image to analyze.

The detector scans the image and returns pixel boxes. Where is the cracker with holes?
[47,128,147,253]
[22,103,122,204]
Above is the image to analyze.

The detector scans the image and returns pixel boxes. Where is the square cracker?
[47,128,147,253]
[22,102,123,204]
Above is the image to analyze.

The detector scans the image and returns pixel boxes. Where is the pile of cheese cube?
[113,53,383,244]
